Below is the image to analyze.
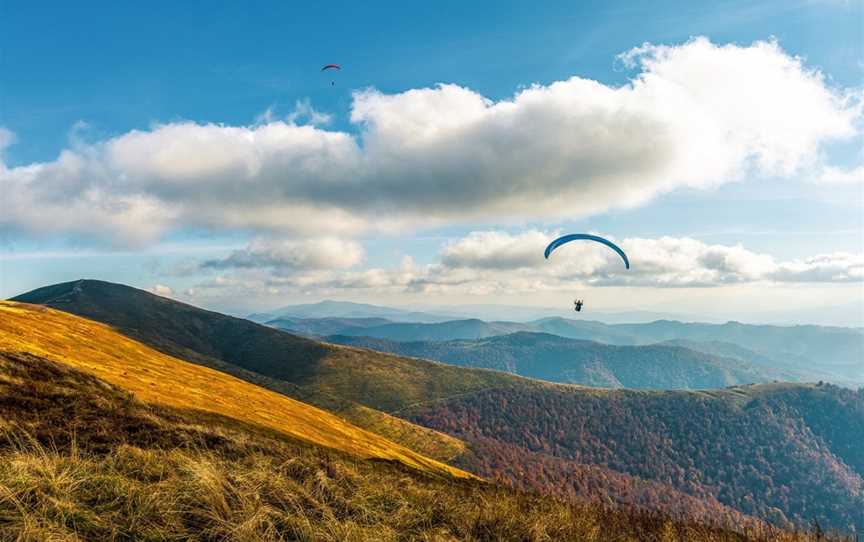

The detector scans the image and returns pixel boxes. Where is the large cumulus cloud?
[2,38,860,245]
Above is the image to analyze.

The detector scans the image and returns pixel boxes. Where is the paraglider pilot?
[574,299,584,312]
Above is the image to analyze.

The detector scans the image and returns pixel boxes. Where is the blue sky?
[4,0,863,165]
[2,0,863,322]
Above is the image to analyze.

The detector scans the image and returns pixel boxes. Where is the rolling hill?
[11,280,864,532]
[11,281,526,414]
[328,332,787,389]
[405,382,864,532]
[9,280,467,462]
[0,301,467,478]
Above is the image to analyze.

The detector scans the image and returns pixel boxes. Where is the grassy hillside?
[406,382,864,532]
[10,280,523,413]
[10,280,466,462]
[2,351,817,541]
[0,301,468,478]
[329,332,783,389]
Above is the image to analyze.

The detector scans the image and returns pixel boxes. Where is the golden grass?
[334,402,467,462]
[1,435,829,542]
[0,301,472,479]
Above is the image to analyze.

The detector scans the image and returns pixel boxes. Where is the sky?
[1,0,863,324]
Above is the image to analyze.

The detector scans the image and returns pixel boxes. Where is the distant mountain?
[741,300,864,328]
[265,316,394,337]
[329,332,788,389]
[245,299,863,375]
[325,318,532,341]
[530,317,642,344]
[252,298,863,327]
[657,339,835,381]
[409,303,721,323]
[609,319,864,382]
[411,303,864,327]
[248,299,455,323]
[659,339,780,366]
[285,313,862,385]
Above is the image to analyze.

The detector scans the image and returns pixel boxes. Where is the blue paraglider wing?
[544,234,630,269]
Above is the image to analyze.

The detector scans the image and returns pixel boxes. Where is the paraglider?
[321,64,341,85]
[544,234,630,269]
[544,234,630,314]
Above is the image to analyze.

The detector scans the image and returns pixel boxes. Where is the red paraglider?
[322,64,341,85]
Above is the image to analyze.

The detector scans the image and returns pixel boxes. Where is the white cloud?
[286,99,333,126]
[0,127,16,156]
[440,230,550,269]
[148,284,174,297]
[2,38,860,246]
[256,100,333,127]
[203,237,364,272]
[818,164,864,184]
[772,252,863,283]
[1,149,177,246]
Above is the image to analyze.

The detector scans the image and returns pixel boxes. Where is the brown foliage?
[406,385,864,533]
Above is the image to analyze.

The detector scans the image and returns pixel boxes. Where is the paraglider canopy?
[544,234,630,269]
[321,64,341,86]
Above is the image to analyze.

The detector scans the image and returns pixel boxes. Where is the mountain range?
[248,299,457,324]
[328,332,795,389]
[7,279,864,533]
[250,298,864,327]
[267,313,863,386]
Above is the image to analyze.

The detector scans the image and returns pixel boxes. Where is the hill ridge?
[11,279,471,461]
[0,300,471,479]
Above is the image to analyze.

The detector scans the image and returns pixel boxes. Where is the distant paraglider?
[544,234,630,314]
[321,64,341,85]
